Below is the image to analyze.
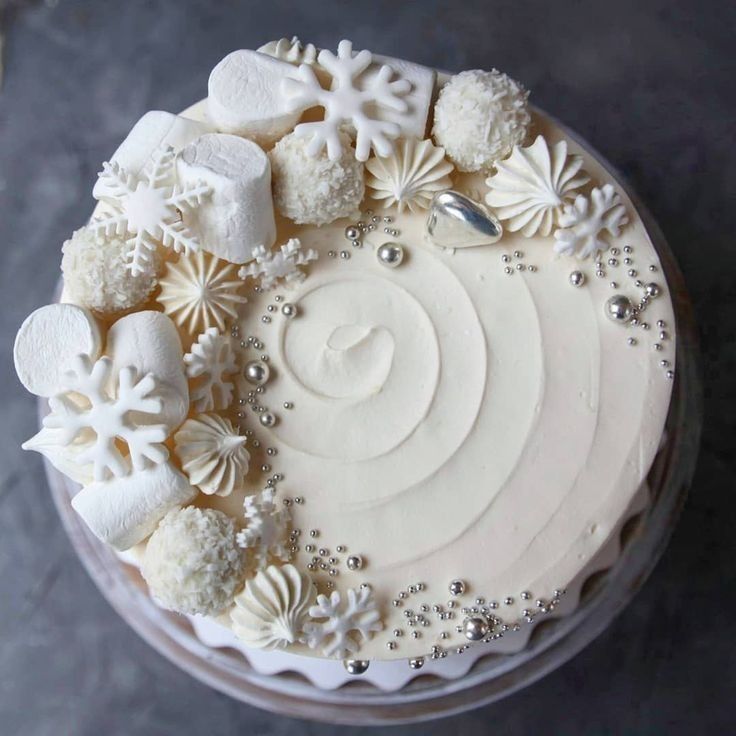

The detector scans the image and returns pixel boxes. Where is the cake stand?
[43,117,701,725]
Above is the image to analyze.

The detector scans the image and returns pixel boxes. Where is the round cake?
[14,37,676,675]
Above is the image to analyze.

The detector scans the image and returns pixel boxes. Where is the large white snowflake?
[91,146,212,277]
[282,39,411,161]
[183,328,238,411]
[236,488,291,568]
[238,239,318,291]
[304,587,383,659]
[553,184,629,259]
[43,354,168,482]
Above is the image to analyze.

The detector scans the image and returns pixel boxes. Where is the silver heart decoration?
[425,190,503,249]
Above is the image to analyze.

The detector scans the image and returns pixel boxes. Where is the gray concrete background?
[0,0,733,733]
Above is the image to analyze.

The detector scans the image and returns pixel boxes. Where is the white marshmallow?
[177,133,276,263]
[14,303,101,397]
[105,311,188,432]
[71,462,197,550]
[362,55,437,139]
[207,50,303,146]
[93,111,212,200]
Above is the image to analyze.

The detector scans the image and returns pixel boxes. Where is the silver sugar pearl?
[605,295,633,323]
[409,657,424,669]
[343,659,369,675]
[569,270,585,287]
[463,616,489,641]
[281,303,298,318]
[259,412,277,428]
[645,282,661,298]
[346,555,363,571]
[449,579,466,596]
[377,242,404,268]
[244,360,270,385]
[345,225,360,241]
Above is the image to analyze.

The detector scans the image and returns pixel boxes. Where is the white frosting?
[92,111,212,201]
[199,111,676,661]
[13,303,101,397]
[176,133,276,263]
[207,50,302,146]
[72,461,197,551]
[366,137,453,213]
[485,136,590,237]
[231,564,315,649]
[174,413,249,496]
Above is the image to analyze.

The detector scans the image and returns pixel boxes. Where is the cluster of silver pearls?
[501,249,537,275]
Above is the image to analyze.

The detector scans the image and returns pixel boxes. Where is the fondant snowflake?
[183,328,238,411]
[553,184,629,259]
[236,488,291,568]
[92,146,212,277]
[158,250,247,335]
[282,39,411,161]
[43,354,168,482]
[238,239,318,290]
[303,587,383,659]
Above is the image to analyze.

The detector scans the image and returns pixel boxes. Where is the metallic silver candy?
[244,360,270,385]
[569,270,585,287]
[376,242,404,268]
[605,295,634,323]
[346,554,363,571]
[426,190,503,249]
[343,659,369,675]
[463,616,490,641]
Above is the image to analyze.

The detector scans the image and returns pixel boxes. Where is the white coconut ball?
[269,130,364,226]
[432,69,531,172]
[61,227,158,315]
[141,506,246,616]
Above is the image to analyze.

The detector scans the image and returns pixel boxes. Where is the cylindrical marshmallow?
[177,133,276,263]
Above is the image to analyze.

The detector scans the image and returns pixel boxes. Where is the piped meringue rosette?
[15,38,676,676]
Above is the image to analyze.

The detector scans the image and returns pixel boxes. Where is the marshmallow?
[14,304,101,397]
[105,311,188,431]
[71,461,197,550]
[176,133,276,263]
[207,50,303,147]
[93,111,213,200]
[363,55,437,139]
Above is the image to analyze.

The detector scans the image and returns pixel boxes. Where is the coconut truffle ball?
[432,70,530,173]
[61,227,158,315]
[141,506,246,616]
[269,130,364,226]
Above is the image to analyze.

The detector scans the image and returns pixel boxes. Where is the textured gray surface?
[0,0,733,733]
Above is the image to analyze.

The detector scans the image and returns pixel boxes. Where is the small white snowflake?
[91,146,212,277]
[303,587,383,659]
[183,328,238,412]
[43,354,168,482]
[238,239,318,291]
[236,488,291,568]
[282,39,411,161]
[553,184,629,259]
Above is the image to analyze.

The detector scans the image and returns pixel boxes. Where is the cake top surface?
[13,37,675,667]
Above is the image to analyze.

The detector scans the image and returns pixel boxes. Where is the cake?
[13,37,676,675]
